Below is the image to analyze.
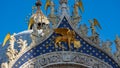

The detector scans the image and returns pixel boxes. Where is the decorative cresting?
[1,0,120,68]
[12,17,120,68]
[20,52,112,68]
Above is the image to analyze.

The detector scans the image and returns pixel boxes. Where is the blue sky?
[0,0,120,52]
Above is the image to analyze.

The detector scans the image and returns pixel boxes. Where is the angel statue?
[44,0,58,27]
[88,18,102,45]
[2,33,18,62]
[88,18,102,35]
[45,0,55,17]
[54,28,81,49]
[114,35,120,59]
[73,0,84,18]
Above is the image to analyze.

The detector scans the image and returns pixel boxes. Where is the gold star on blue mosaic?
[18,61,21,64]
[34,53,36,55]
[92,50,95,53]
[96,53,98,56]
[15,64,18,67]
[80,50,83,53]
[37,50,39,52]
[40,47,42,49]
[24,56,27,58]
[27,52,30,55]
[87,50,89,53]
[22,58,24,61]
[83,47,86,50]
[89,47,92,50]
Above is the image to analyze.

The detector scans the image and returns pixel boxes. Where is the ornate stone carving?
[88,19,102,45]
[59,0,70,18]
[17,38,28,53]
[6,34,18,62]
[78,24,88,37]
[59,0,68,4]
[102,40,112,53]
[1,34,18,68]
[114,35,120,62]
[89,33,100,45]
[1,62,8,68]
[72,1,83,27]
[48,1,58,27]
[20,52,112,68]
[30,23,45,44]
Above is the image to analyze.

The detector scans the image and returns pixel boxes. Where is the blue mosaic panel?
[13,17,120,68]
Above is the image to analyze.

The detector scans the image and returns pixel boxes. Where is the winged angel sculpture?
[54,28,81,49]
[88,18,102,45]
[73,0,84,18]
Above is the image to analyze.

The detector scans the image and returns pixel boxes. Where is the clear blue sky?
[0,0,120,52]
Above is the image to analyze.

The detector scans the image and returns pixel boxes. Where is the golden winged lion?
[54,28,81,49]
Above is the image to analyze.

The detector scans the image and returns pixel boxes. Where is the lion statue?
[54,28,81,49]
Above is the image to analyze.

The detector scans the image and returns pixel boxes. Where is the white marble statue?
[49,1,55,17]
[89,33,100,45]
